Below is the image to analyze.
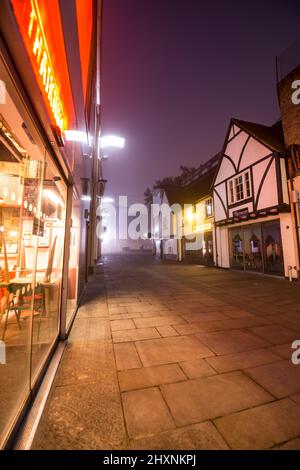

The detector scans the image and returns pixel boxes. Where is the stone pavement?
[32,254,300,450]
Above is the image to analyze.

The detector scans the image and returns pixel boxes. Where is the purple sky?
[101,0,300,203]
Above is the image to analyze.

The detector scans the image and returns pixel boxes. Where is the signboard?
[233,208,249,218]
[11,0,74,132]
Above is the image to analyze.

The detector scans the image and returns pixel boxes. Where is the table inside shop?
[0,275,57,317]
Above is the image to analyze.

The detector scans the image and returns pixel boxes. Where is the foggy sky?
[101,0,300,204]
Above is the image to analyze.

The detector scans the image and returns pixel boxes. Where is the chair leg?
[14,309,22,330]
[1,309,9,341]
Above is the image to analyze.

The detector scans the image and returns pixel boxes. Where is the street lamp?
[100,135,125,149]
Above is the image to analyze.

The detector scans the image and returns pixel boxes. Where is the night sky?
[101,0,300,203]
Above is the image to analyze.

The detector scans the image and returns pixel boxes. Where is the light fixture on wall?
[64,130,92,146]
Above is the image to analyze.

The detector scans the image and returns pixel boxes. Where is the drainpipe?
[214,223,218,267]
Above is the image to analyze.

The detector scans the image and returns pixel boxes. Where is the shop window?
[66,193,81,328]
[0,85,66,446]
[228,170,251,204]
[229,229,244,269]
[205,198,213,218]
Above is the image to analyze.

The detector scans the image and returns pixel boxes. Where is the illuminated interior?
[0,85,67,445]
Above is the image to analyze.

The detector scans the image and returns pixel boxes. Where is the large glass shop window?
[66,193,81,328]
[229,228,244,269]
[262,221,284,275]
[0,118,32,444]
[229,222,284,276]
[243,224,263,272]
[0,89,66,445]
[30,154,66,380]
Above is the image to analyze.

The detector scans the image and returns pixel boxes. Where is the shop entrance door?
[243,224,263,272]
[229,227,244,269]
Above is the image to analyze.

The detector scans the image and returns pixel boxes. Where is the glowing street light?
[100,135,125,149]
[102,197,114,203]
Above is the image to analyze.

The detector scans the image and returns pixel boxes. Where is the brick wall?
[278,64,300,147]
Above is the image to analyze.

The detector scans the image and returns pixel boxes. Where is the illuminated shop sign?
[193,222,212,233]
[12,0,66,132]
[27,0,65,131]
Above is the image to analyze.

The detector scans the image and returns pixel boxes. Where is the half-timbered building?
[213,118,299,278]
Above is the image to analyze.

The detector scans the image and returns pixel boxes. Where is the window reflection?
[0,94,66,444]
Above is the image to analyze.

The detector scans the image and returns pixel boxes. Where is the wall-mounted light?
[64,130,92,145]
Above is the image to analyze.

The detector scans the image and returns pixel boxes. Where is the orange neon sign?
[27,0,65,130]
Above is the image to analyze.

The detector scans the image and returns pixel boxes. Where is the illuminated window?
[205,198,213,218]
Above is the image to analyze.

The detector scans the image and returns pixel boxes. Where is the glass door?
[229,227,244,269]
[262,220,284,276]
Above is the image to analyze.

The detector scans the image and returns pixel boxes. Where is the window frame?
[228,170,252,205]
[205,197,213,218]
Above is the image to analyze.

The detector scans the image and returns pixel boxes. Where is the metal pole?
[88,0,102,272]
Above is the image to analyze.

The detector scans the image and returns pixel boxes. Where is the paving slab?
[122,388,175,438]
[112,327,160,343]
[156,325,179,337]
[245,360,300,398]
[214,399,300,449]
[114,343,142,370]
[135,336,215,367]
[118,364,186,391]
[129,421,229,450]
[195,329,270,355]
[134,315,186,328]
[179,359,216,379]
[161,371,273,426]
[206,348,281,373]
[247,324,297,345]
[110,319,136,331]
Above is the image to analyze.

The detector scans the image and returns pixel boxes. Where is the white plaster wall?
[213,183,227,222]
[280,212,299,278]
[239,137,271,170]
[225,130,249,167]
[214,157,235,185]
[215,226,229,268]
[256,160,278,210]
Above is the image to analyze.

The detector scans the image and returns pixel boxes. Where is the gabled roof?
[232,118,285,152]
[163,166,215,207]
[163,186,187,206]
[183,167,215,202]
[211,118,286,189]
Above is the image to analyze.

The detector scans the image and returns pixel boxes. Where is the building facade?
[0,0,101,448]
[213,118,299,279]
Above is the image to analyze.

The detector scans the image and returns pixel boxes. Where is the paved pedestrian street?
[32,254,300,450]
